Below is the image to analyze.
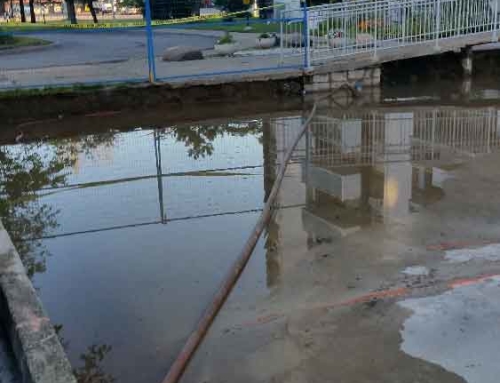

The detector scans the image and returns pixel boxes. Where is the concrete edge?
[0,42,58,57]
[164,68,304,88]
[0,221,77,383]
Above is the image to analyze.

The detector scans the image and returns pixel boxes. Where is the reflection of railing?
[273,108,500,168]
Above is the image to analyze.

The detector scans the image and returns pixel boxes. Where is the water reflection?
[2,105,500,383]
[0,133,114,278]
[164,121,263,159]
[55,325,115,383]
[265,107,500,287]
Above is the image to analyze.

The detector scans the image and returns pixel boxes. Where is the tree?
[87,0,98,23]
[0,144,72,277]
[214,0,247,13]
[18,0,25,22]
[165,122,262,160]
[121,0,143,13]
[28,0,35,22]
[66,0,77,24]
[74,344,115,383]
[54,326,115,383]
[0,133,115,279]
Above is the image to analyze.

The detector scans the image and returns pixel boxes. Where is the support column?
[461,46,473,77]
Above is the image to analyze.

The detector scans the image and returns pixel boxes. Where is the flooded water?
[4,92,500,383]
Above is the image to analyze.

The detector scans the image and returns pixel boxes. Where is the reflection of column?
[263,117,281,288]
[382,113,413,219]
[262,118,276,201]
[153,130,166,224]
[340,118,362,154]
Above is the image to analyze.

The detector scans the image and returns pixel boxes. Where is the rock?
[356,33,374,47]
[162,46,203,62]
[283,32,305,48]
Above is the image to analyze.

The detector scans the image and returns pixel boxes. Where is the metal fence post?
[279,9,284,65]
[373,0,378,59]
[435,0,441,48]
[303,3,311,70]
[145,0,157,83]
[493,0,499,42]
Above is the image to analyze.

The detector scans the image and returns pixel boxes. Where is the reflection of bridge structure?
[264,106,500,287]
[263,106,500,287]
[273,107,500,168]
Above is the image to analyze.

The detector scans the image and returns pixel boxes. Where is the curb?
[0,42,58,56]
[0,221,76,383]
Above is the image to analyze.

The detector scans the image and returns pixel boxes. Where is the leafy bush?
[217,31,235,44]
[214,0,248,13]
[0,29,15,46]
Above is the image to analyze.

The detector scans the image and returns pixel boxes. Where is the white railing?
[281,0,500,65]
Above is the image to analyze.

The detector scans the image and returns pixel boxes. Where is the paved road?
[0,29,218,70]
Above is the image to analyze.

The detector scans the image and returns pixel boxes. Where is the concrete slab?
[180,150,500,383]
[400,276,500,383]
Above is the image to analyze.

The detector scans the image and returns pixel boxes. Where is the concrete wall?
[0,221,76,383]
[304,67,381,93]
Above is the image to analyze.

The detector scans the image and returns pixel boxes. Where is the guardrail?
[280,0,500,65]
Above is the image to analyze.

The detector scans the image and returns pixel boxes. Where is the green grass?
[187,18,279,33]
[0,83,107,99]
[0,35,51,50]
[0,15,279,33]
[0,18,144,31]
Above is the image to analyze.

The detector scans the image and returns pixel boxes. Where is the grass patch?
[0,35,51,50]
[0,83,108,99]
[0,18,144,31]
[187,18,279,33]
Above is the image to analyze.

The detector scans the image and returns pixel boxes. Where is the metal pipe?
[160,103,318,383]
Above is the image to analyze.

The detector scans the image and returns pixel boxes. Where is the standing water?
[4,91,500,383]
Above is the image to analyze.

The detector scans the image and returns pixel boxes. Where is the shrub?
[217,31,235,44]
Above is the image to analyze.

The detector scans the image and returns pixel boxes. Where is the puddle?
[399,276,500,383]
[2,102,500,382]
[445,243,500,264]
[402,266,430,276]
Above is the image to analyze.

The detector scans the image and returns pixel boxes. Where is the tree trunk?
[65,0,77,23]
[19,0,25,22]
[28,0,35,22]
[87,0,97,23]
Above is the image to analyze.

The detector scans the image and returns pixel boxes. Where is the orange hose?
[160,104,318,383]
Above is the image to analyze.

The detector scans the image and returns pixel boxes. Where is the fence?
[2,0,500,90]
[305,0,500,63]
[0,2,304,90]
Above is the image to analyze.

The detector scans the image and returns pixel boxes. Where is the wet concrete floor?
[3,93,500,382]
[181,111,500,383]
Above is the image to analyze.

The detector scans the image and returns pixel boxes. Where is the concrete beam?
[0,221,76,383]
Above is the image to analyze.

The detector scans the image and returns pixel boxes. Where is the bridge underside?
[314,31,496,74]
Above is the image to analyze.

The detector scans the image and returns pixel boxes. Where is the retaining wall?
[0,221,76,383]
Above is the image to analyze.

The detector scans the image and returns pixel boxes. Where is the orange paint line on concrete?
[336,287,409,307]
[448,273,500,288]
[16,118,60,129]
[426,240,494,251]
[241,287,408,328]
[84,110,121,117]
[241,274,500,329]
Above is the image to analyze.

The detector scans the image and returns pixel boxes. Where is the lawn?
[0,18,144,31]
[180,18,280,33]
[0,16,279,33]
[0,35,51,50]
